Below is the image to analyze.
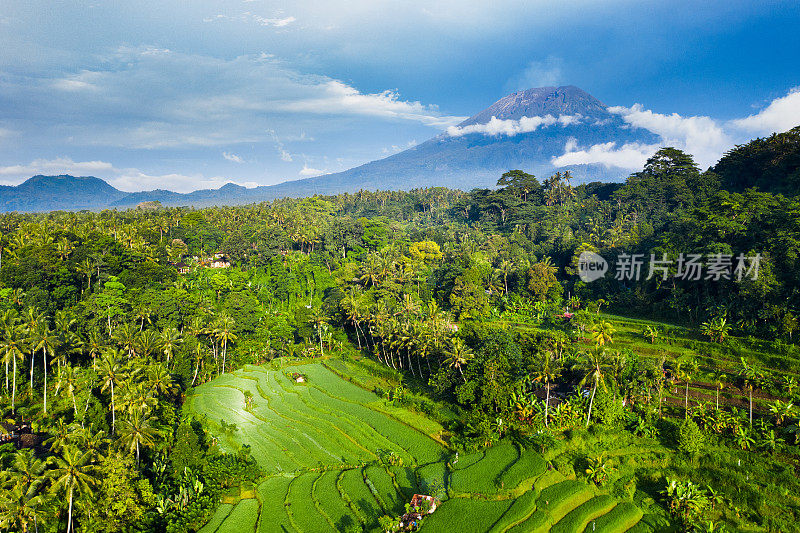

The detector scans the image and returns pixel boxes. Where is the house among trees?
[172,261,190,274]
[398,494,439,530]
[210,254,231,268]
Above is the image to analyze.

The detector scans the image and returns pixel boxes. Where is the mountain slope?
[0,175,128,212]
[1,86,664,211]
[255,85,659,195]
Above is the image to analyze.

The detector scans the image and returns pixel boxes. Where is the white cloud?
[299,164,324,177]
[203,12,296,27]
[552,141,660,169]
[282,80,465,127]
[731,87,800,135]
[32,48,463,150]
[0,157,258,193]
[222,152,244,163]
[504,56,563,92]
[608,104,732,168]
[251,15,296,27]
[0,157,113,177]
[382,139,417,154]
[268,130,293,162]
[447,114,582,137]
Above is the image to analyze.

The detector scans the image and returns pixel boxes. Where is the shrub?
[678,418,705,455]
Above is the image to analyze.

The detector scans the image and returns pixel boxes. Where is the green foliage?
[678,418,706,456]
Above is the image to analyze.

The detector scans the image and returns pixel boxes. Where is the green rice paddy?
[188,361,642,532]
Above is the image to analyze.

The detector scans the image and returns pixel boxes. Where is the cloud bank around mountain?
[552,88,800,171]
[446,114,582,137]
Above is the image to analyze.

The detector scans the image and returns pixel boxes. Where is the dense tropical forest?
[1,128,800,532]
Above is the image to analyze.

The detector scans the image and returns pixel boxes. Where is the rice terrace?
[188,360,642,533]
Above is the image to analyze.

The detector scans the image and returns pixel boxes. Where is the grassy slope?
[188,358,642,532]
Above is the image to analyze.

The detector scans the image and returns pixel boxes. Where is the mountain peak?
[459,85,607,127]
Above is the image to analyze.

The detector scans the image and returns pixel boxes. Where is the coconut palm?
[146,365,175,397]
[22,308,45,390]
[675,356,699,419]
[99,349,125,434]
[83,329,103,371]
[0,475,45,533]
[47,445,98,533]
[575,348,612,427]
[134,329,162,359]
[58,364,81,420]
[117,408,161,468]
[531,351,562,427]
[191,342,209,387]
[444,338,473,382]
[590,321,615,347]
[160,327,182,367]
[112,323,138,358]
[31,323,58,413]
[215,314,237,373]
[740,357,763,426]
[1,322,28,414]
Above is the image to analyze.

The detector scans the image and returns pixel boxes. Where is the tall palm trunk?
[67,485,74,533]
[43,349,48,414]
[222,338,227,374]
[749,388,753,426]
[192,358,200,386]
[585,381,597,427]
[110,380,116,434]
[545,382,551,428]
[30,351,35,390]
[11,356,17,414]
[353,321,362,349]
[685,381,690,419]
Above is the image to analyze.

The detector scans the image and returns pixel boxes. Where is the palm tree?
[58,364,81,420]
[191,342,209,386]
[134,329,161,360]
[215,315,237,373]
[497,259,514,294]
[83,329,103,371]
[117,408,161,468]
[675,357,699,419]
[47,445,98,533]
[342,288,365,349]
[575,348,612,427]
[590,321,615,347]
[531,351,562,427]
[22,308,44,391]
[160,327,182,367]
[740,357,763,426]
[147,365,174,397]
[443,338,473,382]
[1,322,28,415]
[77,258,94,293]
[31,323,58,413]
[99,349,125,434]
[0,475,45,533]
[308,309,327,356]
[133,305,152,332]
[112,323,137,358]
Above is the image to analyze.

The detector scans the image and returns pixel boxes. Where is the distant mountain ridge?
[2,86,669,211]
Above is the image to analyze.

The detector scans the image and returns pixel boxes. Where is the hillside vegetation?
[1,135,800,532]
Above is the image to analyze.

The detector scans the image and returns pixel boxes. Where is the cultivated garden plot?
[188,361,643,532]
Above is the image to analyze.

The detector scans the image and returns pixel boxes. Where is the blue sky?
[0,0,799,192]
